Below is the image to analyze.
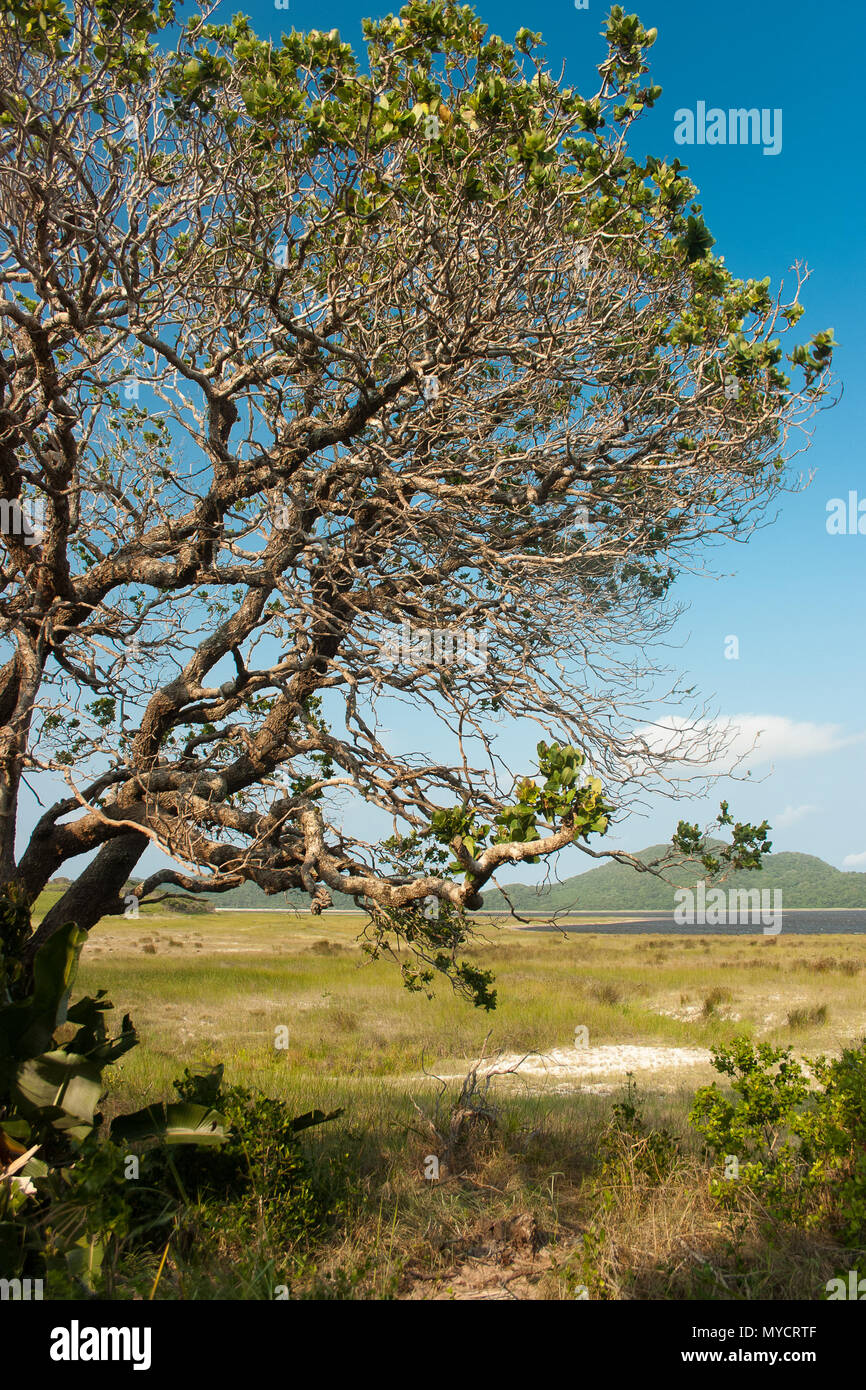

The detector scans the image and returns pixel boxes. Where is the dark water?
[520,910,866,936]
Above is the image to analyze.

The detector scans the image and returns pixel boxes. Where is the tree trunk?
[22,831,149,972]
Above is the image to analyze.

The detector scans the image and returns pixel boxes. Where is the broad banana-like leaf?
[67,996,138,1066]
[0,921,87,1061]
[110,1102,227,1146]
[27,920,86,1031]
[13,1049,103,1134]
[65,1234,105,1292]
[65,989,110,1022]
[18,1155,48,1181]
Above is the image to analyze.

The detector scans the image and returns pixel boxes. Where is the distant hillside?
[48,847,866,915]
[481,847,866,912]
[198,880,357,911]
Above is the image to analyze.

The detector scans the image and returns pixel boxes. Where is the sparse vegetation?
[786,1004,829,1029]
[7,903,860,1300]
[702,986,733,1018]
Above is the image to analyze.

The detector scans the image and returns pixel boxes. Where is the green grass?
[72,914,865,1100]
[43,908,866,1300]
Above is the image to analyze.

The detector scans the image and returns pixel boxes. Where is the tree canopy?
[0,0,834,1001]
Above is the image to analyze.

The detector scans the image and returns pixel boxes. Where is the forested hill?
[56,847,863,915]
[481,848,866,912]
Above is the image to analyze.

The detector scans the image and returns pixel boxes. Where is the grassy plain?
[40,897,866,1300]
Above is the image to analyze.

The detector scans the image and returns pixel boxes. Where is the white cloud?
[842,851,866,869]
[775,803,819,828]
[631,714,864,771]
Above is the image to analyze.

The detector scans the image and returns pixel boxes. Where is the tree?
[0,0,835,1002]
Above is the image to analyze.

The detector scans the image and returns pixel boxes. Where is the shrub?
[786,1004,828,1029]
[690,1036,866,1244]
[702,986,732,1018]
[130,1066,344,1256]
[163,897,215,915]
[0,889,227,1294]
[587,980,622,1006]
[599,1075,679,1191]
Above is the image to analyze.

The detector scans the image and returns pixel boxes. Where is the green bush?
[130,1066,344,1258]
[690,1036,866,1244]
[0,888,226,1293]
[1,888,346,1296]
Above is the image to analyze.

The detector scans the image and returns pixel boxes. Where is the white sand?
[439,1043,711,1089]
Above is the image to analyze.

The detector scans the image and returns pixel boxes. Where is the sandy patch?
[436,1044,711,1091]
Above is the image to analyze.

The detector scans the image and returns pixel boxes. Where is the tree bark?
[22,830,149,971]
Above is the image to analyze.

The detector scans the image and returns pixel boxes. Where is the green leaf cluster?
[672,803,772,879]
[691,1037,866,1244]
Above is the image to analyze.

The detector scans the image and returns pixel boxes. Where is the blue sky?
[22,0,866,882]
